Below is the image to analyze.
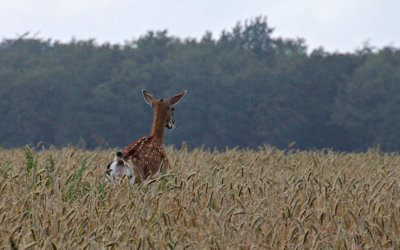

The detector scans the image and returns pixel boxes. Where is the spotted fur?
[105,89,186,184]
[122,136,169,184]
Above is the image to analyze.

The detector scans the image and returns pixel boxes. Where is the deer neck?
[149,108,166,145]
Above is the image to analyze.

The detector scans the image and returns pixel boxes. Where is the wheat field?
[0,145,400,249]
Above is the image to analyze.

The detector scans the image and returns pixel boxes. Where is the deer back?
[122,136,169,183]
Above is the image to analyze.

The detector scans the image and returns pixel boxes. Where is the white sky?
[0,0,399,53]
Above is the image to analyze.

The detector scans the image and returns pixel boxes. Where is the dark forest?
[1,17,399,151]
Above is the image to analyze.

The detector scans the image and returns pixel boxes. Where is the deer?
[106,89,187,184]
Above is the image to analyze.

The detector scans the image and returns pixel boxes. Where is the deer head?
[142,90,186,143]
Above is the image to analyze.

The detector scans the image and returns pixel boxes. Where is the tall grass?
[0,146,399,248]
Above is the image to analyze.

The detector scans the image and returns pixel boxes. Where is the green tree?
[332,47,400,151]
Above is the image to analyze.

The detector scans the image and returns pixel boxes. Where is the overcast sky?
[1,0,399,53]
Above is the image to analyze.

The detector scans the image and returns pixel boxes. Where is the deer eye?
[171,106,175,111]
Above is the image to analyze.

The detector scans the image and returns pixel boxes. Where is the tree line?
[1,17,399,151]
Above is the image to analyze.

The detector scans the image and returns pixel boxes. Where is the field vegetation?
[0,146,399,249]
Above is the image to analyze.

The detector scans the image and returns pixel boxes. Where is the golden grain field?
[0,146,400,249]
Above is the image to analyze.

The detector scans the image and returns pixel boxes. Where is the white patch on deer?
[106,153,135,184]
[167,120,175,129]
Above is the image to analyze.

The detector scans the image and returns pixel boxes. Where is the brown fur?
[122,136,168,183]
[119,90,186,184]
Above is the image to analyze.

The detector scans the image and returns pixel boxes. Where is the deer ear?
[168,90,187,106]
[142,89,154,106]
